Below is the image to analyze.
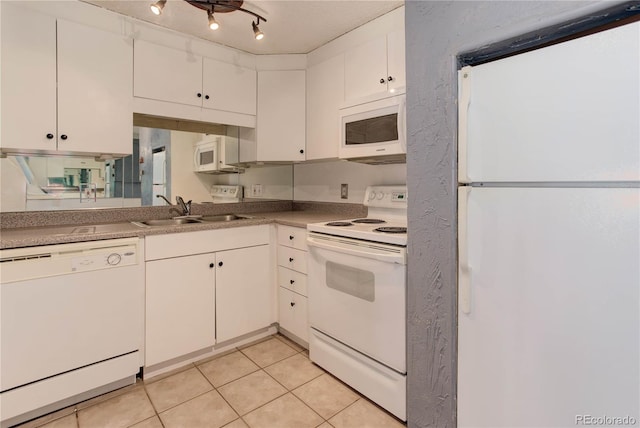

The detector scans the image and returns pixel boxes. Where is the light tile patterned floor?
[17,334,405,428]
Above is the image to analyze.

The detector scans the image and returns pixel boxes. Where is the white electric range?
[307,186,408,246]
[306,186,407,421]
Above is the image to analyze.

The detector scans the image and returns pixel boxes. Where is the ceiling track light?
[207,10,219,30]
[150,0,166,15]
[252,19,263,40]
[150,0,266,40]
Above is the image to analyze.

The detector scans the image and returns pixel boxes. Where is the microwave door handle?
[194,148,199,171]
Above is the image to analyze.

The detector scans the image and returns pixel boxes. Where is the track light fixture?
[252,19,264,40]
[150,0,266,40]
[150,0,166,15]
[207,10,219,30]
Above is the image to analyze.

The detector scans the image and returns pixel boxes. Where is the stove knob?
[376,192,385,200]
[368,191,376,201]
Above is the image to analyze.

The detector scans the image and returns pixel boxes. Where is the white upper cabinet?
[306,54,344,161]
[0,3,132,156]
[203,58,256,115]
[344,30,405,104]
[134,40,257,117]
[257,70,306,162]
[134,40,203,107]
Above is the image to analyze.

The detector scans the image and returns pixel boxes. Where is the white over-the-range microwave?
[194,135,239,173]
[339,94,406,164]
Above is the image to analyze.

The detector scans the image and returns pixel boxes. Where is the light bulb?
[150,0,166,15]
[208,10,219,30]
[252,21,264,40]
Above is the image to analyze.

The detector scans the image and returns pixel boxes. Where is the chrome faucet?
[155,194,192,217]
[176,196,192,217]
[156,195,172,206]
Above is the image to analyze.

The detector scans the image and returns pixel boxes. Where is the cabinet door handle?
[60,134,68,140]
[205,95,210,100]
[46,133,54,140]
[218,261,223,267]
[197,93,202,98]
[299,149,304,154]
[290,279,295,284]
[289,257,294,262]
[289,235,294,240]
[380,78,385,84]
[209,263,214,268]
[290,302,295,307]
[388,76,393,82]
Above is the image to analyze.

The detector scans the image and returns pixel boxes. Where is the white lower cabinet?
[215,245,271,343]
[144,226,272,367]
[279,288,309,342]
[277,225,309,343]
[145,253,215,367]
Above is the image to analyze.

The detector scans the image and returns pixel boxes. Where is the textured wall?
[404,1,612,426]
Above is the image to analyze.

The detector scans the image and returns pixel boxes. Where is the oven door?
[307,232,406,372]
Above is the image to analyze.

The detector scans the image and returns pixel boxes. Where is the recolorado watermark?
[576,415,638,426]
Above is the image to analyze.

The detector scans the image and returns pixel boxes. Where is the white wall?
[294,160,406,203]
[215,165,293,201]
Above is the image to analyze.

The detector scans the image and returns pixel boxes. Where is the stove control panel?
[364,186,408,208]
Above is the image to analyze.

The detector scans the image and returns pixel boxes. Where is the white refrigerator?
[457,21,639,427]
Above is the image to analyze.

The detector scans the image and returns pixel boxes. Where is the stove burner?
[352,218,386,224]
[374,227,407,234]
[325,221,353,227]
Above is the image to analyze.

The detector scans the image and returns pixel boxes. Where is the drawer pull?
[289,235,294,240]
[290,302,295,307]
[209,263,214,268]
[290,279,295,284]
[289,257,294,262]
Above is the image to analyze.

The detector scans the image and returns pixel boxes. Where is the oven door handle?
[307,235,405,265]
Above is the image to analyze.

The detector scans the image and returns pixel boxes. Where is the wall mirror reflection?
[0,116,294,212]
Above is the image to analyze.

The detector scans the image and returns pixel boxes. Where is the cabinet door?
[257,70,306,162]
[57,19,133,155]
[215,245,272,343]
[134,40,203,108]
[306,55,344,160]
[203,58,256,115]
[278,287,308,342]
[386,29,406,93]
[146,254,215,366]
[344,35,388,103]
[0,3,57,152]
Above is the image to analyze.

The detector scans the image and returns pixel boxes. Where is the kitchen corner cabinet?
[344,29,405,104]
[306,55,344,161]
[144,226,272,366]
[134,40,256,116]
[0,3,132,156]
[276,225,309,343]
[256,70,306,162]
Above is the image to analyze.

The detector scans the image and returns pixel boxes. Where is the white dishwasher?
[0,238,144,427]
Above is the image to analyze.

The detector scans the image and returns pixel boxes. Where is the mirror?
[0,117,294,212]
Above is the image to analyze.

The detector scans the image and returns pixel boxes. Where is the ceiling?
[81,0,403,55]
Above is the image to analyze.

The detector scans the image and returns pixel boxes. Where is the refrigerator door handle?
[458,186,472,314]
[458,66,472,184]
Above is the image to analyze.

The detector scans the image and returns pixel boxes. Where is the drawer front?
[277,246,307,274]
[278,287,309,342]
[277,225,308,251]
[277,266,308,297]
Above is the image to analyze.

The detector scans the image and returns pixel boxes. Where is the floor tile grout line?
[139,384,166,428]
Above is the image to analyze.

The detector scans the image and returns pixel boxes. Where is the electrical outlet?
[341,183,348,199]
[251,184,263,197]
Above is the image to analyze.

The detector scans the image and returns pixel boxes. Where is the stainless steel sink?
[200,214,245,222]
[131,214,253,228]
[133,218,203,227]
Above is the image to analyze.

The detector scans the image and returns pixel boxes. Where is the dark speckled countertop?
[0,201,366,250]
